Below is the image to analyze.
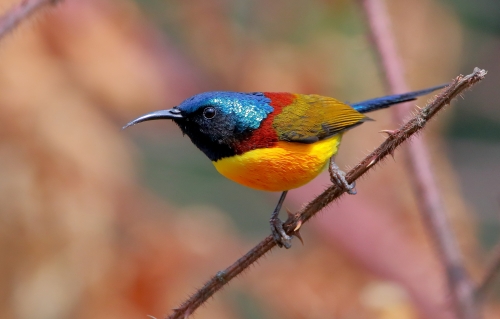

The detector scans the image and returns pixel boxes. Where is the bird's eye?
[203,106,216,119]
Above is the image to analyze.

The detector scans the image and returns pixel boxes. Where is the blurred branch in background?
[0,0,60,40]
[359,0,477,318]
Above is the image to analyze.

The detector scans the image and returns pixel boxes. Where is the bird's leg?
[329,157,356,195]
[270,191,292,249]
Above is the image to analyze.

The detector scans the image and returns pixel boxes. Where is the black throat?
[175,120,238,162]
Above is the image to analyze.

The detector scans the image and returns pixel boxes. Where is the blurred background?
[0,0,499,318]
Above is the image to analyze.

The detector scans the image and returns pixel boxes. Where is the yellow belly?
[213,135,342,191]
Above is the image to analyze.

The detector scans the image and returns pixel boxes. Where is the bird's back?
[270,93,369,143]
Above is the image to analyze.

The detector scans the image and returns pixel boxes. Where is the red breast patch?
[233,93,295,154]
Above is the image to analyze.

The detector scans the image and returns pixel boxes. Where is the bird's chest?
[212,135,342,191]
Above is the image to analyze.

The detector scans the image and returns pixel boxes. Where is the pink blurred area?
[0,0,498,319]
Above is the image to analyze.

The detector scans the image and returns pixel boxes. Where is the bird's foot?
[270,217,292,249]
[329,159,356,195]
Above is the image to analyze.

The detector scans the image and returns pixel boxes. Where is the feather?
[351,84,447,113]
[272,94,368,143]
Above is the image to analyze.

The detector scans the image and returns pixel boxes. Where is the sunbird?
[124,84,445,248]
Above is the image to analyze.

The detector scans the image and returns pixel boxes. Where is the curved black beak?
[123,108,183,129]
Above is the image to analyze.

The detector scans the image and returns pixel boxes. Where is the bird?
[124,84,446,248]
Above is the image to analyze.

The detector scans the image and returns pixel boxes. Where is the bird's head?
[123,91,274,161]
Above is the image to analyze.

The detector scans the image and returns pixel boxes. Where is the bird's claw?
[329,159,356,195]
[270,217,292,249]
[331,171,356,194]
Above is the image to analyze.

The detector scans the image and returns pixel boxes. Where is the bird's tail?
[351,83,447,114]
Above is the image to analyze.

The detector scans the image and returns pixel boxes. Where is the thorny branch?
[359,1,477,318]
[166,68,486,319]
[0,0,61,41]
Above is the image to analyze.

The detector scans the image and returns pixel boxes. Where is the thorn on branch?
[379,129,397,138]
[216,271,227,284]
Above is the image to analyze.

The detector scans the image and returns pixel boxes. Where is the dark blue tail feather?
[351,83,447,114]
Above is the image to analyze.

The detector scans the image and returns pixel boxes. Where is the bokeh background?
[1,0,499,318]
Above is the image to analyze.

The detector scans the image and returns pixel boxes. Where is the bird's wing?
[272,94,369,143]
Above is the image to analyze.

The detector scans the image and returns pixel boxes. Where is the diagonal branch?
[166,68,486,319]
[0,0,61,41]
[358,1,478,318]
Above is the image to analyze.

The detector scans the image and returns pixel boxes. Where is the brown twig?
[0,0,61,41]
[166,68,486,319]
[359,1,479,318]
